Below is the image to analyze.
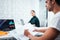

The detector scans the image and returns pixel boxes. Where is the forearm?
[39,28,59,40]
[37,29,47,33]
[28,28,59,40]
[28,34,54,40]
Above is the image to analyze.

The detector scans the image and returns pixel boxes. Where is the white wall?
[39,0,46,26]
[0,0,40,24]
[0,0,47,26]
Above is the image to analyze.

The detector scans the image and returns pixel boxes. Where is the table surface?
[0,23,44,40]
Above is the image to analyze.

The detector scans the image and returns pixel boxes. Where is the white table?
[0,23,44,40]
[0,32,15,40]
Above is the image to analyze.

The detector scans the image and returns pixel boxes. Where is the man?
[29,10,40,27]
[24,0,60,40]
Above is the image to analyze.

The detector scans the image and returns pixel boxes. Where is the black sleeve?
[29,18,36,24]
[35,18,40,27]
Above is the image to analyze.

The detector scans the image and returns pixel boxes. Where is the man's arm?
[39,28,60,40]
[33,29,47,33]
[24,28,60,40]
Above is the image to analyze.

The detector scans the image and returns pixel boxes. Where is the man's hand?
[24,29,31,37]
[28,35,40,40]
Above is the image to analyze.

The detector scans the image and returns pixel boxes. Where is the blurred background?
[0,0,53,27]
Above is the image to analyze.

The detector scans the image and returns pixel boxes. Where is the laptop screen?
[0,19,15,31]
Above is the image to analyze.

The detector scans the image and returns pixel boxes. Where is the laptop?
[20,19,25,25]
[0,19,15,31]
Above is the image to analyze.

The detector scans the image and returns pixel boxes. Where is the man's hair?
[50,0,60,6]
[31,10,35,13]
[55,0,60,6]
[50,0,52,1]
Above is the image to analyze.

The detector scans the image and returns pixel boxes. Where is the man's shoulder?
[55,12,60,18]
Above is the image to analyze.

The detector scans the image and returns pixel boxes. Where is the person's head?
[31,10,36,16]
[46,0,60,13]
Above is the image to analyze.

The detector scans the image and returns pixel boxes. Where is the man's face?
[45,0,53,11]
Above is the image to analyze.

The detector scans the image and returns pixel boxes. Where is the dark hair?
[31,10,35,13]
[55,0,60,6]
[50,0,52,1]
[50,0,60,6]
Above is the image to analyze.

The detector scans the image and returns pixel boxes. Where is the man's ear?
[52,0,55,5]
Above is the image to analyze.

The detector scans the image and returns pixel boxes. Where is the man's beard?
[49,9,52,11]
[48,8,53,11]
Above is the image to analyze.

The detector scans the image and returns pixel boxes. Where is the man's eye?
[45,1,47,3]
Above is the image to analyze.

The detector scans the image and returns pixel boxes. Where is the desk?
[0,32,16,40]
[13,23,44,40]
[0,23,44,40]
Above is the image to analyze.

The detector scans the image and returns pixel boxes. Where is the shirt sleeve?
[35,18,40,27]
[48,17,60,31]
